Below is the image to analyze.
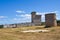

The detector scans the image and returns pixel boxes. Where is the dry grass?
[0,26,60,40]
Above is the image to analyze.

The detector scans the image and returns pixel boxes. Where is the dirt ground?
[0,26,60,40]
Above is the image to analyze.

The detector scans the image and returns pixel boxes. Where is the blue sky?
[0,0,60,24]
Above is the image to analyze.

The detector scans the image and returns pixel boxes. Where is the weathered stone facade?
[45,13,57,27]
[31,12,41,26]
[2,12,58,28]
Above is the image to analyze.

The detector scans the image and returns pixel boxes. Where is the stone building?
[17,22,35,27]
[45,13,57,27]
[31,12,41,26]
[3,24,17,28]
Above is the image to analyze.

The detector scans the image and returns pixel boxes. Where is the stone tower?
[31,12,41,26]
[45,13,57,27]
[31,12,36,23]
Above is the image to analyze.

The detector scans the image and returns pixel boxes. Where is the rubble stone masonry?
[45,13,57,27]
[31,12,41,26]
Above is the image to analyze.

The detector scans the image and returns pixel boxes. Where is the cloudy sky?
[0,0,60,24]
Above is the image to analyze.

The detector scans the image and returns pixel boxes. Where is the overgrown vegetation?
[0,25,3,28]
[41,22,45,25]
[57,20,60,26]
[57,20,60,23]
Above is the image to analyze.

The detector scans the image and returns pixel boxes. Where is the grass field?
[0,26,60,40]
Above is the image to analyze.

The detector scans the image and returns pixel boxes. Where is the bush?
[41,22,45,25]
[57,20,60,23]
[44,26,51,28]
[0,25,3,28]
[57,20,60,26]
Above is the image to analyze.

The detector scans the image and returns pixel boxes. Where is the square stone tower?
[45,13,57,27]
[31,12,36,23]
[31,12,41,26]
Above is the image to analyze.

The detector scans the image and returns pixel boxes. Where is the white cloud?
[0,16,8,19]
[13,18,18,20]
[0,11,58,24]
[21,14,31,18]
[16,10,25,13]
[36,12,45,20]
[15,11,59,22]
[13,14,31,23]
[45,11,58,13]
[12,17,31,23]
[36,11,58,15]
[16,14,31,18]
[36,11,59,22]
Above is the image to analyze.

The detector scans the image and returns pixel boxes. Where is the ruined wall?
[31,12,36,23]
[45,13,57,27]
[31,12,41,26]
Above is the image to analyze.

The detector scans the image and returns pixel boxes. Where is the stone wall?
[45,13,57,27]
[31,12,41,26]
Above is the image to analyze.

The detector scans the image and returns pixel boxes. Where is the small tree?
[57,20,60,26]
[57,20,60,23]
[41,22,45,25]
[0,25,3,28]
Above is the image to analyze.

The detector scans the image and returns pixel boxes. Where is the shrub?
[0,25,3,28]
[57,20,60,26]
[41,22,45,25]
[57,20,60,23]
[44,26,51,28]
